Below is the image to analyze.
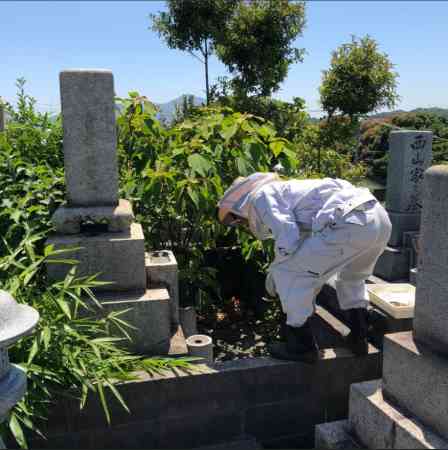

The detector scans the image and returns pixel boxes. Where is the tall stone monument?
[46,70,178,354]
[316,165,448,449]
[374,130,433,281]
[0,291,39,449]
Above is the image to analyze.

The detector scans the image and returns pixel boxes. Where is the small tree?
[216,0,306,98]
[319,35,399,120]
[150,0,237,105]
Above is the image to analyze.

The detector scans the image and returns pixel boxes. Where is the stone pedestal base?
[383,332,448,440]
[316,378,448,449]
[145,251,179,326]
[51,199,134,234]
[93,289,171,355]
[350,379,446,449]
[373,246,409,281]
[46,223,146,291]
[387,211,420,247]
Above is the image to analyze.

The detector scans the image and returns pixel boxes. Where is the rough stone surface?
[27,345,381,449]
[383,332,448,440]
[414,166,448,353]
[403,231,420,269]
[0,365,27,422]
[387,211,421,247]
[60,69,119,206]
[349,379,447,449]
[410,267,418,286]
[46,223,146,291]
[386,131,433,214]
[374,245,410,281]
[145,250,179,325]
[94,289,171,355]
[180,306,198,338]
[315,420,361,449]
[51,199,134,234]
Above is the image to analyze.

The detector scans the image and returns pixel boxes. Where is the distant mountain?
[368,107,448,120]
[155,95,205,123]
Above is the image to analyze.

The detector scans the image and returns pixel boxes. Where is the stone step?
[382,332,448,440]
[349,379,447,449]
[373,245,410,281]
[315,420,361,449]
[94,288,171,355]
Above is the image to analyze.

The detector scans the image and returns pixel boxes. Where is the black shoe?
[345,308,369,356]
[268,318,319,363]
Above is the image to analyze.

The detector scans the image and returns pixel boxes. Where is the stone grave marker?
[316,165,448,449]
[374,130,433,281]
[385,130,433,246]
[46,69,181,354]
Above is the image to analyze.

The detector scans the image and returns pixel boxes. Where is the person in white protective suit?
[217,172,392,362]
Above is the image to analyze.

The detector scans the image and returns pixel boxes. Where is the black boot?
[268,318,319,363]
[345,308,369,356]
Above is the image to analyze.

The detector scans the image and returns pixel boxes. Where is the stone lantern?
[0,291,39,448]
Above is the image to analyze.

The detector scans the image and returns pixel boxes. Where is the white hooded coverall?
[231,174,392,328]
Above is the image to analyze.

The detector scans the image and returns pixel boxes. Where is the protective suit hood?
[217,172,279,228]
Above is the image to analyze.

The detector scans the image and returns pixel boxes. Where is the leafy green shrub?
[359,112,448,180]
[117,94,300,306]
[116,92,366,310]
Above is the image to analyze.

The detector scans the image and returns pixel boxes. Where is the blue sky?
[1,1,448,116]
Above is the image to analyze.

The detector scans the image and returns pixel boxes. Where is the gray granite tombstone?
[60,70,118,206]
[374,130,433,281]
[414,165,448,352]
[385,130,433,246]
[45,69,174,354]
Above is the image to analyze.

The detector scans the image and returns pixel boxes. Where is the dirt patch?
[197,297,285,362]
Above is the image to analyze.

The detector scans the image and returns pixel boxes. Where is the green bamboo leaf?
[97,383,111,424]
[9,414,27,449]
[27,339,39,364]
[55,297,72,319]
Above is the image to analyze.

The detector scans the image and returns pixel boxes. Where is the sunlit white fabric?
[244,177,390,327]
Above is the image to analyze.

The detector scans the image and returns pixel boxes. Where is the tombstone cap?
[0,290,39,349]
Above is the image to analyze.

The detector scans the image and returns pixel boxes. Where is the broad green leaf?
[187,154,212,177]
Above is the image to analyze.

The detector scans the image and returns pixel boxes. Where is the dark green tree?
[216,0,306,97]
[150,0,237,105]
[319,35,399,120]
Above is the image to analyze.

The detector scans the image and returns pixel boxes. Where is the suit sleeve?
[252,188,301,256]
